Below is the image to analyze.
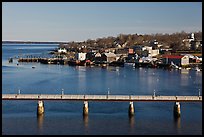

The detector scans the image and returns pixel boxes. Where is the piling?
[8,58,13,63]
[173,102,181,118]
[37,100,44,115]
[83,101,89,116]
[128,101,134,116]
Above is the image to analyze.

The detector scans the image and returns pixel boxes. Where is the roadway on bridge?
[2,94,202,102]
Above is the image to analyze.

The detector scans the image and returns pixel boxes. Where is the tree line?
[59,31,202,52]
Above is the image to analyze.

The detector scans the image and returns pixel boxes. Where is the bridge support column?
[37,100,44,115]
[173,102,181,118]
[83,101,88,116]
[128,101,134,116]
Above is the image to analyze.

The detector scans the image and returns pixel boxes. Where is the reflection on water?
[173,116,181,129]
[37,114,44,133]
[180,70,190,86]
[83,115,89,128]
[2,44,202,135]
[83,115,89,135]
[180,69,189,74]
[173,115,181,135]
[129,115,135,129]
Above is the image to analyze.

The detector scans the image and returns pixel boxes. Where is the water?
[2,44,202,135]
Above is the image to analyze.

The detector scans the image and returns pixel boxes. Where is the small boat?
[8,58,13,63]
[32,66,36,69]
[195,67,201,71]
[68,60,86,66]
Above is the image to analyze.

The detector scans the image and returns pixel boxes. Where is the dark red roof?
[162,55,184,59]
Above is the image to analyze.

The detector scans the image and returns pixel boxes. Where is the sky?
[2,2,202,42]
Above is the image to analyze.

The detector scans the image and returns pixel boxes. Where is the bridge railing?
[2,94,202,102]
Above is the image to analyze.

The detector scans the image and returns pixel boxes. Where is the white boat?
[170,61,179,69]
[196,68,201,71]
[194,67,201,71]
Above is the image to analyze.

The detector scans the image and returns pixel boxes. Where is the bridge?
[2,94,202,117]
[2,94,202,102]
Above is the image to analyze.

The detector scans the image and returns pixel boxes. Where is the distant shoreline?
[2,41,68,44]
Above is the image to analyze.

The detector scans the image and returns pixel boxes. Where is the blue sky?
[2,2,202,42]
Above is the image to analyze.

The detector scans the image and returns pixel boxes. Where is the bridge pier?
[83,101,88,116]
[37,100,44,115]
[128,101,134,116]
[173,102,181,118]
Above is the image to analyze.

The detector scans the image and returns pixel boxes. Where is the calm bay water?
[2,44,202,135]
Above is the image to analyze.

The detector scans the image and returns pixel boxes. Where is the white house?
[95,52,101,58]
[101,52,117,63]
[58,48,67,53]
[76,52,87,61]
[150,49,160,57]
[142,46,159,57]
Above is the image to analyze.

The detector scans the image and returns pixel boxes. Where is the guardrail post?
[173,102,180,118]
[83,101,88,116]
[37,100,44,115]
[128,101,134,116]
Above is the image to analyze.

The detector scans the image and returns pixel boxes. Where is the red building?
[128,48,134,54]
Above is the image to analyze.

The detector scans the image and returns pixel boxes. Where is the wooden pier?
[18,57,67,65]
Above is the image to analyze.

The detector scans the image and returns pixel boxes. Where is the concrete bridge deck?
[2,94,202,102]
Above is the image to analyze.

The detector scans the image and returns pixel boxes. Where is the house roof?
[104,52,116,57]
[95,53,101,57]
[162,55,184,59]
[183,54,194,58]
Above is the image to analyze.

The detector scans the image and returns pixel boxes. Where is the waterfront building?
[58,48,67,53]
[101,52,117,63]
[159,48,172,54]
[162,55,189,66]
[182,33,202,50]
[105,48,117,53]
[128,48,134,54]
[139,46,159,57]
[190,40,202,50]
[149,49,160,57]
[76,52,87,61]
[94,52,102,63]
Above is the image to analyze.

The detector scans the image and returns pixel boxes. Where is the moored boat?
[68,60,86,66]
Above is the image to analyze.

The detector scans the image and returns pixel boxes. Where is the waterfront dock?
[18,57,68,65]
